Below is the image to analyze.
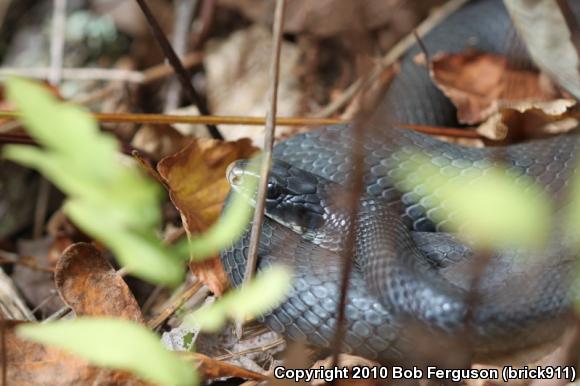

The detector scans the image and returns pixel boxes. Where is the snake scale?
[221,0,580,364]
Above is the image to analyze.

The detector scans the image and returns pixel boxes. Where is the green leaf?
[394,152,551,249]
[2,78,183,285]
[65,199,184,285]
[17,318,197,386]
[188,265,292,332]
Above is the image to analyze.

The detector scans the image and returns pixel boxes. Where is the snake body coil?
[221,0,580,363]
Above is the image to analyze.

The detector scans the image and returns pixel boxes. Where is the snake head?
[227,158,329,237]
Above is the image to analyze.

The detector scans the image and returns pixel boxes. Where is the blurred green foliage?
[4,77,183,285]
[18,318,197,386]
[393,152,553,249]
[3,78,292,385]
[187,265,292,333]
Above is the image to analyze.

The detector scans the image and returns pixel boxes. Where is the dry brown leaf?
[283,0,403,38]
[203,25,304,145]
[157,138,258,294]
[477,99,577,141]
[131,124,189,160]
[187,258,228,297]
[421,51,561,126]
[1,320,151,386]
[54,243,143,322]
[218,0,423,38]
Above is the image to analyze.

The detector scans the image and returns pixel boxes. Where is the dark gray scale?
[220,0,580,364]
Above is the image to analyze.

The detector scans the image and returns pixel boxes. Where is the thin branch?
[239,0,286,334]
[165,0,199,112]
[0,67,145,82]
[329,104,367,371]
[0,110,485,138]
[72,52,203,105]
[146,280,204,330]
[0,251,54,273]
[214,337,285,361]
[48,0,66,85]
[134,0,223,140]
[0,52,204,103]
[413,29,430,66]
[0,110,342,126]
[180,352,268,381]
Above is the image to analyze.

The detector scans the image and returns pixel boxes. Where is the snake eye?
[267,182,282,199]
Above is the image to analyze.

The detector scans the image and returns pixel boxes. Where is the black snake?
[221,0,580,364]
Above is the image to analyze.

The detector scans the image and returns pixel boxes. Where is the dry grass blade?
[134,0,223,140]
[146,281,204,330]
[0,110,485,139]
[48,0,66,86]
[240,0,287,321]
[182,352,268,381]
[329,101,368,371]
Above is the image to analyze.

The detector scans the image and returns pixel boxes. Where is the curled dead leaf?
[157,138,258,295]
[421,51,561,126]
[55,243,143,322]
[477,99,577,141]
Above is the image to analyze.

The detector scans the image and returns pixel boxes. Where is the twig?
[413,29,430,66]
[214,338,285,361]
[31,291,59,314]
[313,0,469,118]
[146,280,204,329]
[181,352,268,381]
[0,110,342,126]
[0,67,145,82]
[190,0,216,48]
[43,305,71,322]
[142,52,204,84]
[75,53,205,106]
[134,0,223,140]
[399,124,482,138]
[329,106,367,371]
[48,0,66,86]
[141,285,164,315]
[238,0,286,336]
[165,0,199,112]
[0,251,54,273]
[0,109,485,138]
